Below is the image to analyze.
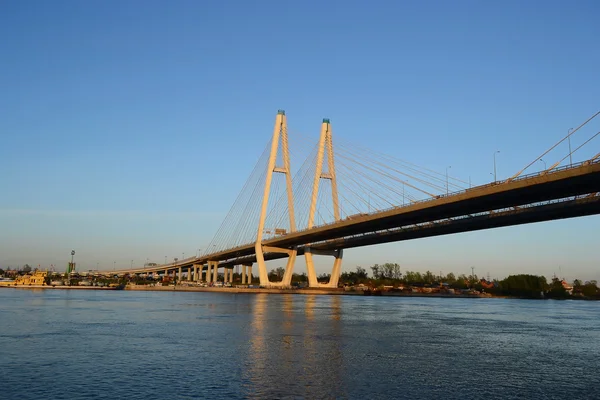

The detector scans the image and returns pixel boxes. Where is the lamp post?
[540,158,547,170]
[493,151,500,182]
[446,166,451,195]
[402,182,405,205]
[113,261,115,271]
[131,260,133,269]
[69,250,75,277]
[164,256,167,265]
[567,128,573,167]
[182,252,185,261]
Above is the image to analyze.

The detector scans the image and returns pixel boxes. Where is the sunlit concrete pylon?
[255,110,297,288]
[305,118,343,288]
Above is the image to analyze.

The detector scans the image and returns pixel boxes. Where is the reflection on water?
[245,294,346,398]
[0,290,599,399]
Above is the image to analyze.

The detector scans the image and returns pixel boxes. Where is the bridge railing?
[286,158,599,236]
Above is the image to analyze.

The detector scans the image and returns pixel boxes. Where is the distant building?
[561,280,573,295]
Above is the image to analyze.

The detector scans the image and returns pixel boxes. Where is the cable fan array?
[204,131,316,254]
[205,128,470,254]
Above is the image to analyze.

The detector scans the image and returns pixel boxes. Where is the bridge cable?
[508,109,600,182]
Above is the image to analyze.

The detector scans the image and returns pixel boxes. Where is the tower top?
[277,109,285,115]
[322,118,330,124]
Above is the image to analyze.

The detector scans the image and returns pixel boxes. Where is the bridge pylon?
[255,110,297,287]
[305,118,343,288]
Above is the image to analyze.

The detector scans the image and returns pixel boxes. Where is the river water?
[0,289,598,399]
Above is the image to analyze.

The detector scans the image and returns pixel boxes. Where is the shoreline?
[1,284,595,300]
[0,284,490,298]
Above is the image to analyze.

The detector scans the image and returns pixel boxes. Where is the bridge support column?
[247,265,253,285]
[260,246,296,287]
[192,265,197,281]
[242,265,247,285]
[178,267,182,283]
[254,111,297,288]
[304,118,342,288]
[213,262,218,282]
[305,247,343,288]
[206,263,212,283]
[187,267,191,281]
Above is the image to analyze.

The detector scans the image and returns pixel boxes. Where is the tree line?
[336,263,600,299]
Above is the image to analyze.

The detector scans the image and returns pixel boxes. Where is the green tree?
[291,272,307,283]
[370,264,381,280]
[451,274,469,289]
[0,268,5,276]
[423,270,435,284]
[500,274,548,298]
[379,263,401,280]
[546,277,569,299]
[403,271,424,285]
[22,264,32,274]
[582,281,599,298]
[355,266,368,279]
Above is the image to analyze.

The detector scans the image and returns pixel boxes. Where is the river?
[0,289,598,399]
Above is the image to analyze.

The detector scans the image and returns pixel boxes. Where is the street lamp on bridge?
[493,150,500,182]
[567,127,574,167]
[540,158,547,170]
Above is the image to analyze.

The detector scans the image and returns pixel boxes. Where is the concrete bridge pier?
[212,262,218,283]
[178,267,182,282]
[241,265,247,284]
[305,247,343,288]
[206,263,212,283]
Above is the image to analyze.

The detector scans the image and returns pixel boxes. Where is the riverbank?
[0,284,497,297]
[0,285,120,290]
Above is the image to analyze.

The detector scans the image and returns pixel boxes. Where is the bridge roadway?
[112,159,600,276]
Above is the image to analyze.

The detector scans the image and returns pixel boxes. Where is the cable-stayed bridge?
[114,110,600,287]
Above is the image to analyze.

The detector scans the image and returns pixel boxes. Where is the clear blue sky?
[1,0,599,280]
